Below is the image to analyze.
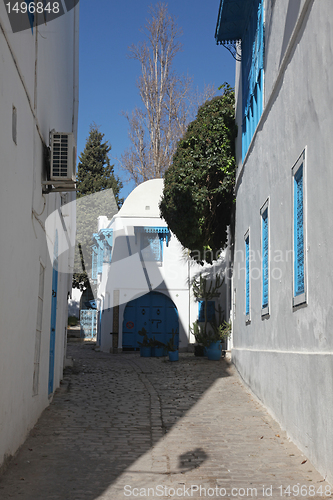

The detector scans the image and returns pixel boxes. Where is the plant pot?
[208,341,222,350]
[194,345,205,357]
[207,348,222,361]
[151,346,165,357]
[168,350,179,362]
[140,346,152,357]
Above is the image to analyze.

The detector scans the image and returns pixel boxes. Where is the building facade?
[0,4,79,468]
[216,0,333,483]
[91,179,229,353]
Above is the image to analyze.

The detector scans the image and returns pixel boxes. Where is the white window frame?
[260,199,270,317]
[292,149,307,308]
[244,228,251,324]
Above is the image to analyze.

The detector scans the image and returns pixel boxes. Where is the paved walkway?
[0,342,330,500]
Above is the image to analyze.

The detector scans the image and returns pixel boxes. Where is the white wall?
[95,180,228,353]
[232,0,333,483]
[0,4,79,468]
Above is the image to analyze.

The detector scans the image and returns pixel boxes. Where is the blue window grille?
[198,301,215,322]
[262,207,269,310]
[294,165,304,297]
[242,0,264,160]
[140,227,170,263]
[245,234,250,316]
[103,244,112,263]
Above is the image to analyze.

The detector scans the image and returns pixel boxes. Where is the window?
[245,230,250,321]
[261,200,269,315]
[242,0,264,160]
[12,105,17,144]
[141,232,163,262]
[33,262,45,395]
[198,301,215,322]
[140,227,170,264]
[293,151,306,307]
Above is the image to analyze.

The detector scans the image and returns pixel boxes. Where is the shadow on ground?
[0,341,231,499]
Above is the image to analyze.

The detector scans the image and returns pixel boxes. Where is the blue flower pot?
[168,350,179,362]
[140,346,152,357]
[209,341,222,350]
[152,346,165,357]
[207,348,222,361]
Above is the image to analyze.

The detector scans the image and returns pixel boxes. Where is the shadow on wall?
[279,0,301,65]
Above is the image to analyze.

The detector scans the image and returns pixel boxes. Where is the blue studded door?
[122,292,178,349]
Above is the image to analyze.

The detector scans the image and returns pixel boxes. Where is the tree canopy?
[159,86,237,264]
[73,124,123,290]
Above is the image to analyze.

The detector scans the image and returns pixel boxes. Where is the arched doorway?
[122,291,178,350]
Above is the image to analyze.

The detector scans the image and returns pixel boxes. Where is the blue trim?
[262,208,268,309]
[242,0,264,160]
[215,0,254,43]
[26,0,34,33]
[294,165,304,296]
[48,230,58,395]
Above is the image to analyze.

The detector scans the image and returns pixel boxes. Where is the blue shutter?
[245,236,250,315]
[97,244,103,274]
[242,0,264,160]
[262,209,269,309]
[294,166,304,296]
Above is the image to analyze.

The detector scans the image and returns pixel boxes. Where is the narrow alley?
[0,342,329,500]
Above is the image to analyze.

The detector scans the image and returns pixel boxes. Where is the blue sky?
[78,0,236,199]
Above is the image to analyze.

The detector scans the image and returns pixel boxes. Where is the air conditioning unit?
[49,131,76,188]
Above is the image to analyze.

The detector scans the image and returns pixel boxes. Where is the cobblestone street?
[0,342,330,500]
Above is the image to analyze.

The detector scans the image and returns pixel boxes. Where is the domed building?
[91,179,228,353]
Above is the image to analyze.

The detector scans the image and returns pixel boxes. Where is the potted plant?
[206,314,232,361]
[150,337,166,357]
[165,331,179,361]
[190,320,209,356]
[191,272,224,356]
[138,327,152,357]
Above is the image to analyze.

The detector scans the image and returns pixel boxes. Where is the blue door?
[48,231,58,395]
[122,292,178,349]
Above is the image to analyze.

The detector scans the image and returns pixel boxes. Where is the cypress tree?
[72,124,123,291]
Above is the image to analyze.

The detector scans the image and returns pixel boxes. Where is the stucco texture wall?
[232,0,333,483]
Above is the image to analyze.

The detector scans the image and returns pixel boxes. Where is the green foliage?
[190,272,230,345]
[137,327,153,347]
[67,315,79,327]
[77,124,123,203]
[165,330,177,352]
[160,85,237,263]
[72,124,123,291]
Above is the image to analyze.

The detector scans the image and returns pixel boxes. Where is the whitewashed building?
[91,179,228,353]
[0,3,79,468]
[216,0,333,483]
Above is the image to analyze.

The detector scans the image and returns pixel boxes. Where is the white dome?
[117,179,164,218]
